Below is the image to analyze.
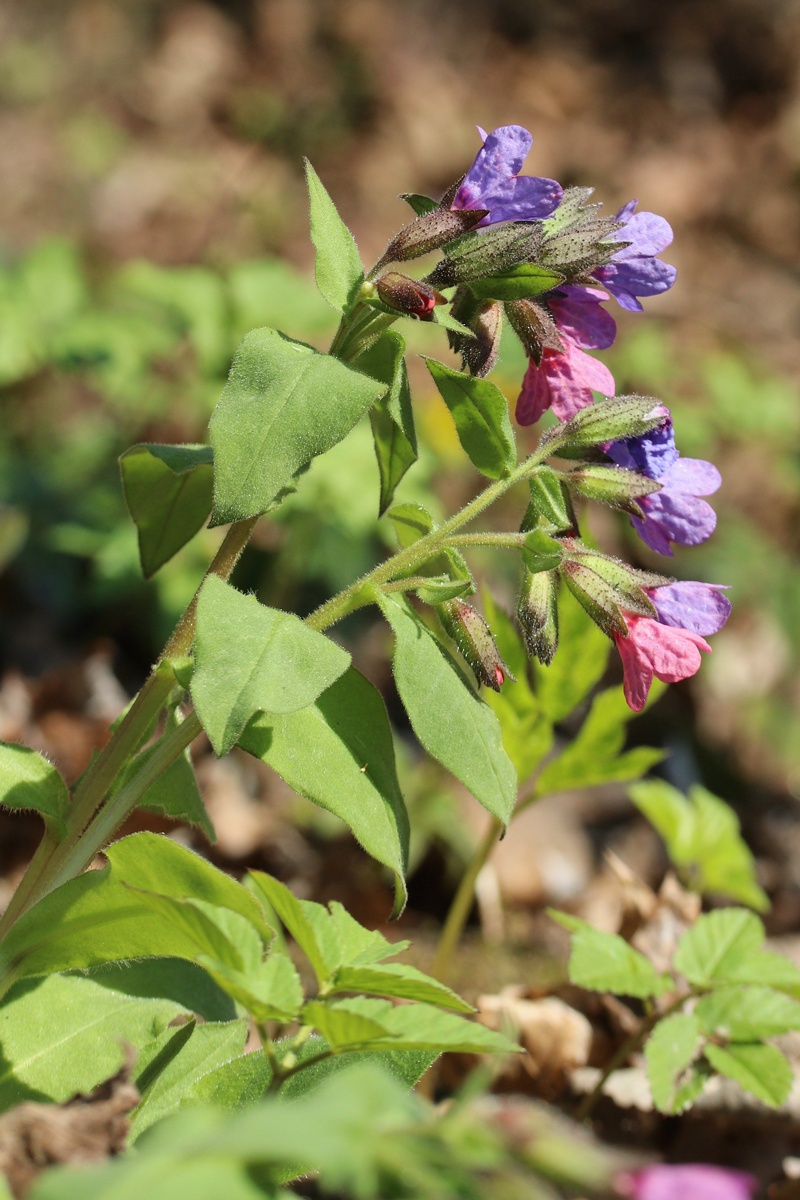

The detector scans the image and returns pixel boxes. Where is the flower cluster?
[436,125,728,710]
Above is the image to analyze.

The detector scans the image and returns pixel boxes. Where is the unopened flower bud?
[437,598,515,691]
[559,558,629,638]
[377,208,488,268]
[425,222,541,290]
[374,273,443,320]
[540,395,667,454]
[517,569,558,665]
[565,463,662,516]
[561,540,666,617]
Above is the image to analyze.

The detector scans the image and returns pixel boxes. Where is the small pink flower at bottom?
[616,1164,758,1200]
[613,613,711,711]
[516,339,615,425]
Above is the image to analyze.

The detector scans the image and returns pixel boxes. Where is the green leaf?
[550,911,671,998]
[388,501,433,547]
[210,327,385,526]
[704,1041,792,1108]
[239,667,409,914]
[125,891,266,974]
[198,950,304,1024]
[302,997,519,1055]
[360,333,418,515]
[469,263,565,301]
[132,1019,248,1141]
[120,444,213,578]
[122,706,215,841]
[183,1034,435,1109]
[400,193,438,216]
[0,833,272,989]
[0,973,188,1111]
[0,742,69,835]
[378,594,518,826]
[305,160,364,313]
[533,586,611,722]
[425,358,516,480]
[535,686,662,796]
[521,529,564,574]
[674,909,765,988]
[695,986,800,1040]
[525,467,575,534]
[84,958,237,1022]
[191,576,350,755]
[329,963,473,1012]
[645,1012,703,1114]
[719,949,800,997]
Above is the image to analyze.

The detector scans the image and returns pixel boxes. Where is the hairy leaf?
[120,444,213,578]
[425,358,516,480]
[305,160,364,313]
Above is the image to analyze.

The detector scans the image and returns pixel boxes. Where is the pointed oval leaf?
[329,963,473,1012]
[704,1041,792,1108]
[120,444,214,578]
[0,743,69,834]
[644,1012,702,1114]
[210,327,385,526]
[192,577,350,755]
[305,160,364,313]
[239,668,409,914]
[378,594,517,826]
[425,358,516,480]
[359,333,417,515]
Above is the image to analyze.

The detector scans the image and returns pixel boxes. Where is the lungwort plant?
[0,124,746,1196]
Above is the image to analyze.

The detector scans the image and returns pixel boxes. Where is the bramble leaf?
[704,1041,792,1108]
[695,986,800,1040]
[645,1012,703,1114]
[550,911,671,998]
[673,909,765,988]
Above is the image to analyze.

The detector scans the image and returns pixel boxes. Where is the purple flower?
[606,414,721,556]
[594,200,677,312]
[616,1164,758,1200]
[451,125,562,226]
[646,581,731,636]
[516,287,616,425]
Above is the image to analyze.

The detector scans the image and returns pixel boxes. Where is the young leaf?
[521,529,564,574]
[0,743,69,835]
[131,1019,248,1141]
[120,444,213,578]
[305,159,364,313]
[425,358,516,480]
[125,892,266,975]
[359,333,418,515]
[191,576,350,756]
[0,973,188,1112]
[704,1041,792,1108]
[673,909,765,988]
[239,667,409,914]
[378,594,518,826]
[210,327,385,526]
[302,997,519,1055]
[0,833,272,989]
[644,1012,703,1114]
[695,986,800,1040]
[533,586,610,723]
[388,501,434,547]
[534,686,662,797]
[198,949,304,1024]
[550,911,671,999]
[119,706,215,842]
[329,963,473,1012]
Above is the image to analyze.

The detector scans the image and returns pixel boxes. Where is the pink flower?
[616,1164,758,1200]
[613,613,711,712]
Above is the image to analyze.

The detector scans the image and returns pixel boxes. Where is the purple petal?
[597,259,677,304]
[606,415,678,480]
[635,489,718,550]
[664,457,722,496]
[452,125,562,224]
[550,289,617,350]
[615,198,639,223]
[613,211,674,258]
[616,1163,757,1200]
[648,582,732,636]
[498,174,563,221]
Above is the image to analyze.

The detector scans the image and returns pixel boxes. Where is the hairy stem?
[433,816,504,984]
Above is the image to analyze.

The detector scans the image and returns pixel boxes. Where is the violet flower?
[451,125,562,226]
[646,581,731,637]
[616,1164,758,1200]
[606,414,721,556]
[515,287,616,425]
[594,200,677,312]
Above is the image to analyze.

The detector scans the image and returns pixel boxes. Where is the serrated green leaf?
[126,892,265,973]
[329,963,472,1012]
[120,444,213,578]
[425,358,516,480]
[132,1019,248,1141]
[192,576,350,755]
[305,160,364,313]
[0,742,69,835]
[674,909,765,988]
[0,833,271,991]
[533,586,610,722]
[244,874,338,984]
[378,594,518,825]
[719,949,800,996]
[550,911,671,998]
[302,999,391,1048]
[303,997,519,1055]
[239,667,409,915]
[535,686,662,797]
[198,949,304,1024]
[360,333,418,515]
[0,973,187,1112]
[705,1041,792,1107]
[645,1012,702,1114]
[326,900,407,967]
[210,327,384,526]
[696,986,800,1040]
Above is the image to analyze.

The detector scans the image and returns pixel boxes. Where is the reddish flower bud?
[377,208,488,268]
[437,598,515,691]
[374,272,443,321]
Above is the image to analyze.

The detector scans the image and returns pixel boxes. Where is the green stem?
[444,532,527,548]
[433,816,503,984]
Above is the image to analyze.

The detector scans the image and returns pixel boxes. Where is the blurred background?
[1,0,800,953]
